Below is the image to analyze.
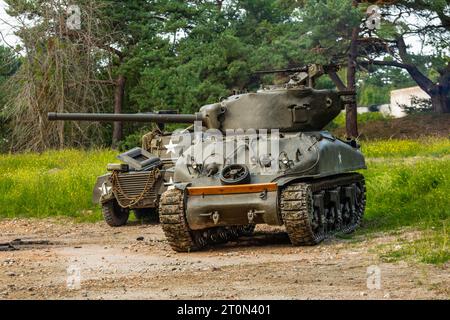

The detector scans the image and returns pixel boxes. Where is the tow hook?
[248,210,265,224]
[200,211,221,225]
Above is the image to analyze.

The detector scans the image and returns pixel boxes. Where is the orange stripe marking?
[187,183,278,196]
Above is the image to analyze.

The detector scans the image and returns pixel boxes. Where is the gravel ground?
[0,218,448,300]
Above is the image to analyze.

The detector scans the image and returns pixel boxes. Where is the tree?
[295,0,362,138]
[357,66,415,106]
[294,0,450,139]
[3,0,115,151]
[358,0,450,113]
[128,0,310,114]
[98,0,174,146]
[0,45,20,152]
[0,45,20,107]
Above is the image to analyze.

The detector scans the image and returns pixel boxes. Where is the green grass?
[363,137,450,158]
[0,138,449,264]
[360,138,450,264]
[378,228,449,265]
[361,156,449,265]
[0,149,116,222]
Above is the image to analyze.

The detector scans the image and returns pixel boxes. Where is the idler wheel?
[219,164,251,185]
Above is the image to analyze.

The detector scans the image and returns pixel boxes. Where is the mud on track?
[0,219,448,300]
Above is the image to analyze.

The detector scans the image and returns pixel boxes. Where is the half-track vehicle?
[48,111,195,226]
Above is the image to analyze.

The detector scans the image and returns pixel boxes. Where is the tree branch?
[327,71,347,91]
[359,59,436,94]
[359,59,411,70]
[395,36,436,94]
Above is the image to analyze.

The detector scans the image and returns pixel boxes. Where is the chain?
[111,169,160,208]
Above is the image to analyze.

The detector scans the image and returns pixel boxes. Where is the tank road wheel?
[134,208,159,223]
[102,199,130,227]
[159,188,199,252]
[281,184,325,246]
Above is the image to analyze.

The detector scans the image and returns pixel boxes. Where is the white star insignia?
[164,139,178,155]
[99,183,112,196]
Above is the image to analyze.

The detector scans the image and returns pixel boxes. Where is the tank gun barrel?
[254,66,309,75]
[254,64,341,76]
[48,112,204,124]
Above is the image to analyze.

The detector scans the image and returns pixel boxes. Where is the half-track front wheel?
[102,199,130,227]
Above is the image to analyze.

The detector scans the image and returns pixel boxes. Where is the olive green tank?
[158,67,367,252]
[49,64,367,250]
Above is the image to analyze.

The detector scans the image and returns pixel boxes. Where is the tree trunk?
[430,90,450,113]
[112,74,125,148]
[346,24,359,139]
[432,70,450,113]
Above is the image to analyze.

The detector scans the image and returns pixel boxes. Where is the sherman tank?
[49,65,367,251]
[48,111,196,227]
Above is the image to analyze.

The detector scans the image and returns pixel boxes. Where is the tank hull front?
[185,184,281,230]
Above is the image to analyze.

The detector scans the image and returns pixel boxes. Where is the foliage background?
[1,0,447,150]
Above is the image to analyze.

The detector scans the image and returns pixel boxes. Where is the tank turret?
[48,65,354,134]
[49,88,349,133]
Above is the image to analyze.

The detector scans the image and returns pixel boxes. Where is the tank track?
[159,188,253,252]
[281,173,366,246]
[159,188,198,252]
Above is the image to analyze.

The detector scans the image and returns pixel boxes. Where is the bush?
[399,96,433,115]
[118,132,143,152]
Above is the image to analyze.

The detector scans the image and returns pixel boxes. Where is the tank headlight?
[260,154,272,168]
[191,163,198,170]
[107,163,129,172]
[282,157,289,165]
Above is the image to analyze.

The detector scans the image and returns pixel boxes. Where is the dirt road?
[0,219,448,300]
